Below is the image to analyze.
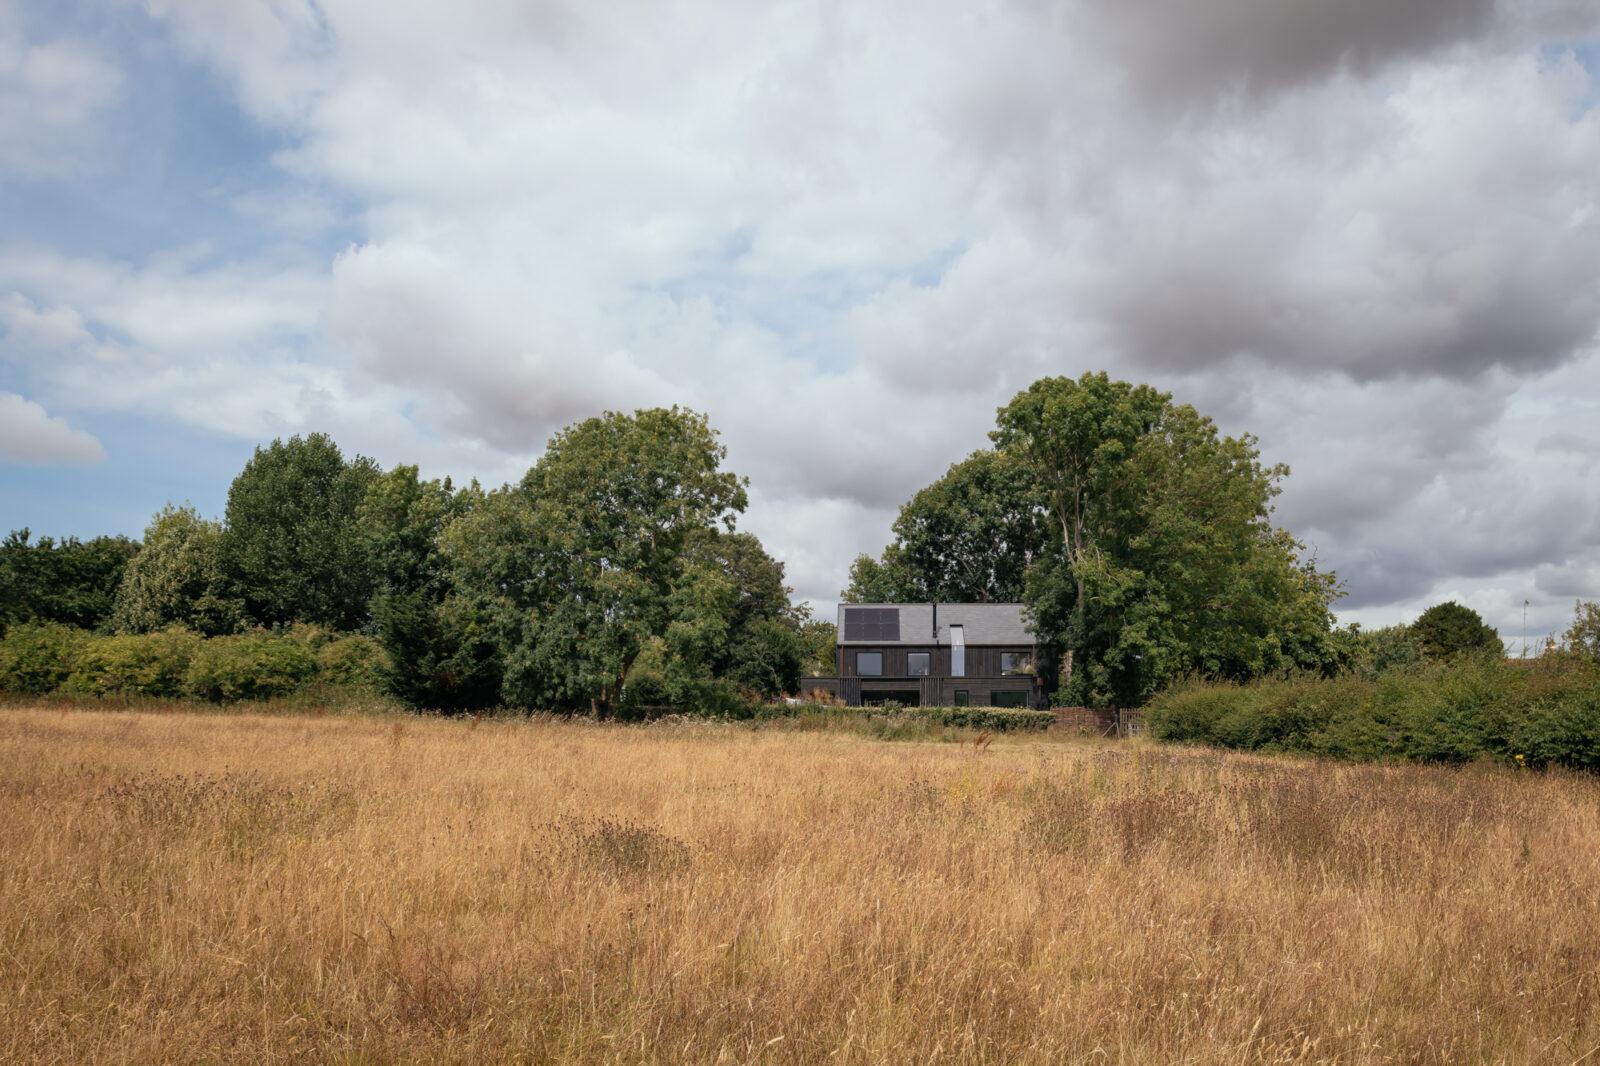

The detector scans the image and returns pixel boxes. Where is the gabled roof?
[836,603,1034,646]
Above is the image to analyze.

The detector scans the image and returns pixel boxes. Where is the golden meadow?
[4,705,1599,1064]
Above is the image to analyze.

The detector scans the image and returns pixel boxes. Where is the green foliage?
[1148,658,1600,771]
[111,505,243,636]
[313,633,391,693]
[184,632,319,702]
[797,616,838,678]
[1411,601,1502,660]
[61,628,201,698]
[1561,601,1600,663]
[222,433,379,630]
[844,450,1052,604]
[360,468,500,710]
[0,623,90,694]
[0,529,140,634]
[450,407,748,715]
[991,372,1342,707]
[751,702,1055,732]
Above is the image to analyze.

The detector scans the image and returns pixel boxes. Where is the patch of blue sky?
[0,411,255,540]
[3,1,359,265]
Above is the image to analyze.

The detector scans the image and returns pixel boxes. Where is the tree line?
[2,408,834,714]
[9,372,1584,713]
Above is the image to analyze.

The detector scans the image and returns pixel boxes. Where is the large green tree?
[843,450,1052,604]
[359,467,501,710]
[448,407,748,715]
[222,433,380,630]
[989,372,1342,706]
[0,529,140,634]
[111,505,243,636]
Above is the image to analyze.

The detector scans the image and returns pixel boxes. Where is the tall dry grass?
[3,706,1599,1064]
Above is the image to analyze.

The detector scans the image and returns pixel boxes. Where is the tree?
[844,450,1052,604]
[668,528,806,697]
[797,615,838,678]
[111,505,243,636]
[0,529,140,634]
[448,407,748,716]
[990,372,1341,706]
[1411,601,1501,660]
[222,433,380,630]
[359,467,500,710]
[1563,601,1600,662]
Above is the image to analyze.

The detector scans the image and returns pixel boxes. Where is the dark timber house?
[799,603,1046,709]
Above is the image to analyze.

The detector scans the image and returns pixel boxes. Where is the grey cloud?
[1068,0,1496,109]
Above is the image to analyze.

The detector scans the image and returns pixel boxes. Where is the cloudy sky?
[2,0,1599,644]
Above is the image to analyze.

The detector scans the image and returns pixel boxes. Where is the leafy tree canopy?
[844,450,1052,604]
[222,433,380,631]
[448,407,749,715]
[111,505,243,637]
[1411,601,1502,660]
[0,529,139,634]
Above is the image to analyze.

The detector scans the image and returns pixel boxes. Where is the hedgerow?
[1147,657,1600,771]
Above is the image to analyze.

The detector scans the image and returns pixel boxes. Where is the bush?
[185,632,318,702]
[1147,658,1600,770]
[0,623,90,695]
[314,633,391,694]
[61,628,201,698]
[749,702,1054,733]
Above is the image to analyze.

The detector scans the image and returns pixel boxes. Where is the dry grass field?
[4,707,1600,1064]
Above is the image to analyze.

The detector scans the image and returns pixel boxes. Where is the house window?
[907,652,930,677]
[1000,652,1034,676]
[856,651,883,676]
[991,690,1028,708]
[953,690,969,706]
[950,624,965,677]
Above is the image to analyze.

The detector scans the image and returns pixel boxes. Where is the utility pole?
[1522,599,1529,659]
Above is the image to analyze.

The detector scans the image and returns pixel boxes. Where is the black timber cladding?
[842,606,900,642]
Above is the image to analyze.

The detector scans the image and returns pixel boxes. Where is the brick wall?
[1052,706,1145,736]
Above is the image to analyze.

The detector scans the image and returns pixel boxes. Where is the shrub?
[1147,658,1600,770]
[0,623,90,695]
[185,632,318,702]
[314,633,391,694]
[749,702,1054,733]
[61,628,201,698]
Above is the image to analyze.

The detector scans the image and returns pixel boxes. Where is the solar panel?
[842,606,900,641]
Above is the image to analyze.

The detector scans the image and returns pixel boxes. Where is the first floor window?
[907,652,930,676]
[1000,652,1034,676]
[857,651,883,676]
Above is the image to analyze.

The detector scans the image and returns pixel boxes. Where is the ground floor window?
[953,690,969,706]
[990,690,1028,708]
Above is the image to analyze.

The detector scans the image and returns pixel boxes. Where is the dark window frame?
[856,651,884,676]
[953,690,969,707]
[1000,651,1034,676]
[907,652,930,677]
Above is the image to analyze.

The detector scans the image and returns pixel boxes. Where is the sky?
[2,0,1599,647]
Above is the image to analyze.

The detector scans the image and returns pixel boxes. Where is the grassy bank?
[1147,657,1600,770]
[4,705,1600,1062]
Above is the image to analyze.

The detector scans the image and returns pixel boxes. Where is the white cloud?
[5,0,1600,618]
[0,6,121,178]
[0,391,103,465]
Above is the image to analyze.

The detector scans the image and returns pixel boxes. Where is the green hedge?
[0,623,89,695]
[749,702,1055,732]
[1146,658,1600,771]
[62,628,200,698]
[0,625,391,704]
